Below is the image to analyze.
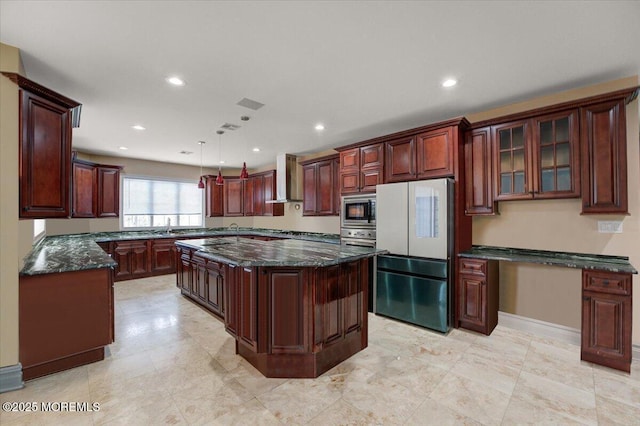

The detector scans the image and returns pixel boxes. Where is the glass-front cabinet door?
[492,110,579,201]
[493,120,530,200]
[532,110,580,198]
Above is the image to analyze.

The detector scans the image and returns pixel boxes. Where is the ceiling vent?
[236,98,265,111]
[179,150,193,155]
[220,122,241,131]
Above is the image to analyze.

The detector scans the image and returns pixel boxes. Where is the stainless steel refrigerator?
[375,178,454,332]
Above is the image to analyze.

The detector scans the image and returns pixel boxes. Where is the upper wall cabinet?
[385,136,416,183]
[464,127,496,215]
[71,155,121,218]
[465,87,637,215]
[301,154,340,216]
[218,171,283,217]
[416,126,455,179]
[493,110,580,201]
[3,73,81,218]
[338,143,384,194]
[580,99,628,214]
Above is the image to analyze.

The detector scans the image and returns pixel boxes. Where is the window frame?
[119,174,205,231]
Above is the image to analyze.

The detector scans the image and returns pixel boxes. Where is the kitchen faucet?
[166,217,172,233]
[229,222,239,241]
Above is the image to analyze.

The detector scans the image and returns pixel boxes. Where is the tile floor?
[1,275,639,425]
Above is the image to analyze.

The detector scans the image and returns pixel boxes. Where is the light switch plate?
[597,221,623,233]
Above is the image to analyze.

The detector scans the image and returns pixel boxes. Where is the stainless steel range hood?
[265,153,303,203]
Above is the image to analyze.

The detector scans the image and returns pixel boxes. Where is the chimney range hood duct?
[266,154,303,203]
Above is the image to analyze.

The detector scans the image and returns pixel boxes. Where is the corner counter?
[176,237,385,378]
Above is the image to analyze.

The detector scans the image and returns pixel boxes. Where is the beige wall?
[470,76,640,344]
[0,43,22,367]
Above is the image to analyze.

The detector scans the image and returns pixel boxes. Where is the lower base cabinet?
[176,248,224,318]
[458,258,498,335]
[178,245,370,378]
[581,270,632,372]
[19,267,114,380]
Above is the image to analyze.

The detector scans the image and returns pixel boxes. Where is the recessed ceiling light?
[442,79,457,88]
[315,123,325,131]
[252,147,260,152]
[118,146,128,150]
[219,160,225,164]
[166,76,185,86]
[132,125,146,130]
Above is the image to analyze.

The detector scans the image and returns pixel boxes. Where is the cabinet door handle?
[583,296,590,301]
[602,280,609,286]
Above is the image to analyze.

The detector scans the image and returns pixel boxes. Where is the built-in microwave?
[341,194,376,228]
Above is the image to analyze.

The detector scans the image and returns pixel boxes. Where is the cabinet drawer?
[460,258,487,276]
[582,270,631,295]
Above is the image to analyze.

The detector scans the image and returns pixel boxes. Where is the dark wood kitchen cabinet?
[97,166,121,217]
[72,161,97,218]
[72,157,122,218]
[464,127,496,215]
[261,170,284,216]
[416,126,456,179]
[220,172,282,217]
[112,240,150,281]
[580,99,628,214]
[384,136,416,183]
[339,143,384,194]
[206,260,225,317]
[176,245,193,293]
[243,177,255,216]
[252,174,264,216]
[493,110,580,201]
[237,267,259,352]
[205,175,224,217]
[150,238,177,275]
[301,154,339,216]
[458,258,498,335]
[581,269,632,372]
[19,267,114,380]
[4,73,81,218]
[224,264,240,337]
[224,178,244,216]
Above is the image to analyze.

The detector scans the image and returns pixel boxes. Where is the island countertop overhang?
[176,237,385,267]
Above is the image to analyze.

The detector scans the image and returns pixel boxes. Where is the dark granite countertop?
[21,236,117,276]
[177,237,384,267]
[90,227,340,244]
[459,245,637,274]
[20,228,341,276]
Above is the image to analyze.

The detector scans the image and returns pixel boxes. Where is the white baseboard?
[498,311,640,361]
[0,363,24,393]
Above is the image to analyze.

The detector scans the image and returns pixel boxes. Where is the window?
[33,219,46,242]
[121,176,203,229]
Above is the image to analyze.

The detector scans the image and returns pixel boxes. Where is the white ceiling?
[1,1,639,170]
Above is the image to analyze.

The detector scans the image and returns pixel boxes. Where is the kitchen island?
[175,237,382,378]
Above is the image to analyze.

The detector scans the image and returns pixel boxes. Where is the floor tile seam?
[397,391,431,426]
[498,338,531,425]
[594,390,640,412]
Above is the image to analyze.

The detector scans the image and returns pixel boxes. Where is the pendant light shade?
[197,141,206,189]
[240,162,249,180]
[239,115,250,180]
[216,130,225,185]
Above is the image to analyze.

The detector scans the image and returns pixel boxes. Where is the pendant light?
[197,141,205,189]
[239,115,250,180]
[216,130,225,186]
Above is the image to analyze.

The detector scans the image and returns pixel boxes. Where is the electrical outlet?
[597,221,623,234]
